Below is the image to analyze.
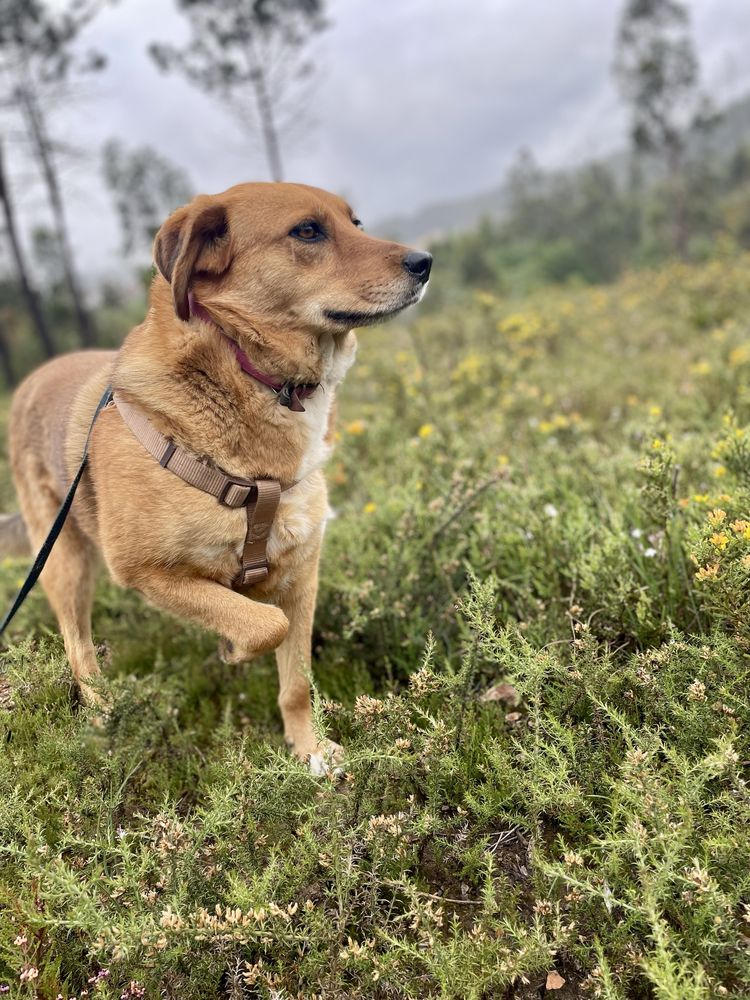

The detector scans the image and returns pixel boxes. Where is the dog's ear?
[153,198,232,321]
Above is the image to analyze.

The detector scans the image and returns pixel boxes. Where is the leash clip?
[277,384,294,408]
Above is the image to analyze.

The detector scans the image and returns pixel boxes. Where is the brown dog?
[2,182,431,770]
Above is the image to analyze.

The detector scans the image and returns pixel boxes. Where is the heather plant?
[1,248,750,997]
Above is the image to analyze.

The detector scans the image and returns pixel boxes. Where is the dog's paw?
[218,608,289,663]
[217,637,239,664]
[77,680,110,711]
[305,740,344,779]
[76,681,112,730]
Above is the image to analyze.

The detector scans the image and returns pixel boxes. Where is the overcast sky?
[8,0,750,279]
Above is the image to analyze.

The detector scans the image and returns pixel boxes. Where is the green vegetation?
[428,143,750,302]
[2,249,750,997]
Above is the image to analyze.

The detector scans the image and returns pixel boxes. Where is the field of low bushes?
[2,249,750,998]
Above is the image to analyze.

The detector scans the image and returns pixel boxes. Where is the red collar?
[188,293,319,413]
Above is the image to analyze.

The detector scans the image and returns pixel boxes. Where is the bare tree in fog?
[149,0,327,183]
[102,141,194,256]
[614,0,718,256]
[0,138,55,360]
[0,0,107,347]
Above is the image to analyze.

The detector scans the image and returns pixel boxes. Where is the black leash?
[0,384,113,636]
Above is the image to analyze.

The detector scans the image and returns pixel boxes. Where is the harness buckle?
[235,562,269,587]
[218,480,256,508]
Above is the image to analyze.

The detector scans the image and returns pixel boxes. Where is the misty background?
[6,0,750,277]
[2,0,750,376]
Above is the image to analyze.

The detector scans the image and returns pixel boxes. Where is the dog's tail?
[0,513,31,558]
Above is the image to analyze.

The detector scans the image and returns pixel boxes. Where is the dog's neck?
[113,280,356,484]
[189,293,319,413]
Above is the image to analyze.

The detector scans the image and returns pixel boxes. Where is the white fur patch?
[308,744,344,778]
[308,752,329,776]
[294,331,356,482]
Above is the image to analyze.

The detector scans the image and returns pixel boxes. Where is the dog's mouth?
[323,284,428,328]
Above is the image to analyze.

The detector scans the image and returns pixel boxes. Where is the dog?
[1,182,431,770]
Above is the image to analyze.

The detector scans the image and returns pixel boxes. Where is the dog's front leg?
[129,568,289,660]
[274,561,341,772]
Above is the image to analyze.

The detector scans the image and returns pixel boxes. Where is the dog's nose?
[402,250,433,282]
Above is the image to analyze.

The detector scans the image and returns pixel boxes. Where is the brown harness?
[112,392,284,589]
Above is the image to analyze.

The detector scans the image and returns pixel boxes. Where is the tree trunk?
[18,85,96,347]
[667,142,688,259]
[0,139,56,359]
[250,67,284,182]
[0,315,17,387]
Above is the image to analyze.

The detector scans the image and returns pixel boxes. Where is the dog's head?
[153,182,431,334]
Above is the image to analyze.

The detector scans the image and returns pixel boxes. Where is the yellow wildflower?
[707,509,726,527]
[696,563,720,580]
[710,532,730,550]
[498,311,542,342]
[363,502,377,514]
[539,414,570,434]
[649,405,662,418]
[452,353,482,382]
[346,419,366,435]
[418,424,434,439]
[729,345,750,367]
[713,465,727,478]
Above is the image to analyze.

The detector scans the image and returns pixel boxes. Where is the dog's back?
[10,352,115,483]
[5,351,116,554]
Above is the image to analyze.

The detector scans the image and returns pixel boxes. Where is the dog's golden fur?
[5,182,428,767]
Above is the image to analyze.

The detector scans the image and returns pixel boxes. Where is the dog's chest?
[186,474,326,587]
[180,333,355,582]
[293,332,356,481]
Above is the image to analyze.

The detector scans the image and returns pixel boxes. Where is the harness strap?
[237,479,281,587]
[0,384,114,636]
[112,392,281,588]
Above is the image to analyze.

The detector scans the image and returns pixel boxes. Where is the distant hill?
[377,93,750,245]
[375,185,512,245]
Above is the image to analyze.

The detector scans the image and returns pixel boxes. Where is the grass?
[2,247,750,997]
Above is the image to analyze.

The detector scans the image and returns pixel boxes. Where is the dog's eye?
[290,220,325,242]
[352,218,363,229]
